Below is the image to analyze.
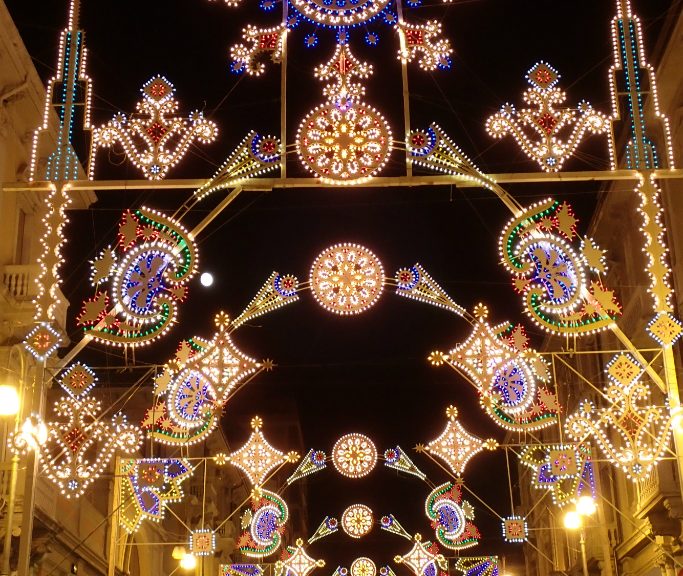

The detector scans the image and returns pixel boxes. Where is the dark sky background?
[5,0,680,573]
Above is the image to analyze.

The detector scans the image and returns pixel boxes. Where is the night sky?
[4,0,680,572]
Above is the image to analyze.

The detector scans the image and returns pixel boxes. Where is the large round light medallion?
[350,558,377,576]
[341,504,374,538]
[309,243,385,315]
[297,102,392,184]
[289,0,390,27]
[332,433,378,478]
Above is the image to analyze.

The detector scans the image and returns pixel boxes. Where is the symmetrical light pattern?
[191,529,217,556]
[195,132,281,200]
[287,449,327,485]
[231,25,288,75]
[227,416,299,486]
[565,353,673,481]
[425,482,479,551]
[78,207,197,347]
[398,21,452,71]
[144,312,265,445]
[297,44,392,184]
[499,198,621,335]
[23,322,63,362]
[380,514,411,540]
[12,364,142,498]
[418,406,497,476]
[394,264,466,318]
[394,534,448,576]
[119,458,193,533]
[430,306,559,431]
[502,516,527,543]
[648,312,683,347]
[275,539,325,576]
[485,62,608,171]
[290,0,389,27]
[350,558,376,576]
[310,243,384,315]
[308,516,338,543]
[453,557,499,576]
[232,272,300,328]
[90,76,217,179]
[518,444,595,508]
[383,446,426,480]
[332,433,378,478]
[238,488,289,557]
[341,504,374,538]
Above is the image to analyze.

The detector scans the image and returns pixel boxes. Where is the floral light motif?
[502,516,527,543]
[499,198,621,335]
[78,207,197,347]
[119,458,193,533]
[90,76,217,179]
[565,353,674,481]
[417,406,497,476]
[429,307,559,431]
[232,272,300,328]
[383,446,426,480]
[453,557,499,576]
[227,416,299,486]
[310,243,385,315]
[341,504,374,538]
[275,539,325,576]
[231,25,288,76]
[308,516,338,543]
[380,514,411,540]
[287,449,327,484]
[191,529,217,556]
[424,482,479,551]
[394,534,448,576]
[485,62,608,171]
[290,0,390,27]
[394,264,466,317]
[398,21,452,71]
[238,488,289,557]
[350,558,376,576]
[23,322,63,361]
[332,433,378,478]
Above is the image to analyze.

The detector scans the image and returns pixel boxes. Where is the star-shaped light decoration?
[429,307,559,432]
[394,534,448,576]
[565,353,674,481]
[276,539,325,576]
[23,322,62,361]
[417,406,497,476]
[226,416,299,486]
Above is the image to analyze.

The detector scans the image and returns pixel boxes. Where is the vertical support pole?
[280,1,289,179]
[395,0,412,177]
[107,457,122,576]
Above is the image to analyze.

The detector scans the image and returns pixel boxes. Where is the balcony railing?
[2,264,40,300]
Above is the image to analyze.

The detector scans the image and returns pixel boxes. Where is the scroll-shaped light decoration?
[11,363,141,498]
[417,406,497,476]
[424,482,480,551]
[499,198,621,335]
[394,534,448,576]
[308,516,338,544]
[287,449,327,485]
[143,312,266,446]
[195,132,281,200]
[297,43,392,184]
[383,446,426,480]
[398,21,452,71]
[77,207,197,347]
[429,305,560,431]
[518,443,595,508]
[90,76,217,179]
[380,514,411,540]
[275,539,325,576]
[453,557,499,576]
[221,566,264,576]
[238,488,289,557]
[119,458,193,533]
[231,25,288,76]
[565,353,673,481]
[485,62,608,171]
[394,264,466,318]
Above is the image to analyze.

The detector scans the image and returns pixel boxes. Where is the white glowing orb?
[200,272,214,287]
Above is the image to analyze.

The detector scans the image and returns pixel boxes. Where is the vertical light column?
[395,0,412,177]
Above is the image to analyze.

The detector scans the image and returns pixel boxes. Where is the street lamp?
[563,496,596,576]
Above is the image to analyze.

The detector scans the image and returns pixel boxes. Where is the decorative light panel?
[341,504,374,538]
[287,449,327,485]
[90,76,217,179]
[275,539,325,576]
[518,444,595,508]
[429,306,560,431]
[23,322,63,362]
[332,433,378,478]
[310,243,385,315]
[232,272,300,329]
[425,482,479,551]
[418,406,497,476]
[485,61,608,171]
[190,528,217,556]
[289,0,389,27]
[227,416,299,486]
[398,21,452,71]
[78,207,198,347]
[501,516,527,543]
[647,312,683,347]
[118,458,193,533]
[380,514,411,540]
[499,198,621,335]
[238,488,289,557]
[222,565,264,576]
[297,44,392,184]
[383,446,426,480]
[231,25,288,76]
[350,558,376,576]
[308,516,338,543]
[394,534,448,576]
[453,557,499,576]
[394,264,466,318]
[565,353,673,481]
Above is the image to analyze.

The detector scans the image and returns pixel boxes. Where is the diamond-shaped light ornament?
[526,61,559,90]
[60,362,97,399]
[647,312,683,347]
[191,528,217,556]
[24,322,62,361]
[394,534,447,576]
[502,516,527,543]
[276,539,325,576]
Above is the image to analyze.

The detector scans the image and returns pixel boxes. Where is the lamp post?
[564,496,597,576]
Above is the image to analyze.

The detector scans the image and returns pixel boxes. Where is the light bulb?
[180,553,197,570]
[200,272,214,287]
[0,385,20,416]
[564,510,582,530]
[576,495,597,516]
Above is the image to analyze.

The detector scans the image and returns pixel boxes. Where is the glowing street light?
[564,497,596,576]
[180,553,197,571]
[0,384,20,416]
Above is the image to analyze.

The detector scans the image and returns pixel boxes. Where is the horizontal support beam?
[3,169,683,193]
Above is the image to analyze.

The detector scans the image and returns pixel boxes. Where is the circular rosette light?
[297,101,392,184]
[407,127,437,157]
[395,267,419,291]
[310,243,385,315]
[332,433,378,478]
[490,359,537,415]
[351,558,377,576]
[290,0,390,27]
[273,273,299,297]
[167,369,218,428]
[342,504,374,538]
